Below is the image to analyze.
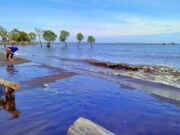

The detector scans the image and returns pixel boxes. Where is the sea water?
[0,44,180,135]
[9,44,180,68]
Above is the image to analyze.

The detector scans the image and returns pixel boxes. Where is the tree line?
[0,26,96,48]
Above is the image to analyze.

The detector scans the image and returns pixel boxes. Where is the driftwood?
[0,77,20,99]
[67,117,116,135]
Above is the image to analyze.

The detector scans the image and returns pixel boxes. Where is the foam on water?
[15,52,35,57]
[44,83,49,87]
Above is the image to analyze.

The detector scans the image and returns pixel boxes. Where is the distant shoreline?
[89,42,179,45]
[0,42,179,46]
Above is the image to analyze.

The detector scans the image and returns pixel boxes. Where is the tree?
[59,30,70,47]
[28,32,36,44]
[43,30,57,48]
[8,29,30,43]
[18,31,30,42]
[76,33,84,48]
[88,35,96,48]
[35,28,43,47]
[9,29,19,42]
[0,26,8,47]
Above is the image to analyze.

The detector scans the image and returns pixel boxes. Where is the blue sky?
[0,0,180,43]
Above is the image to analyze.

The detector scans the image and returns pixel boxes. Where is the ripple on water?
[0,75,180,135]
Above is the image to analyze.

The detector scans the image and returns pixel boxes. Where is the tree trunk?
[78,41,80,48]
[40,40,42,48]
[3,41,6,48]
[64,41,67,47]
[47,41,50,48]
[39,35,42,48]
[91,42,92,48]
[68,117,116,135]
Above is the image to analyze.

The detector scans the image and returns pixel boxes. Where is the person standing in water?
[5,42,19,62]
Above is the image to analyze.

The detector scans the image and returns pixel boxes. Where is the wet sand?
[21,73,75,88]
[21,63,76,88]
[0,54,76,94]
[0,53,30,65]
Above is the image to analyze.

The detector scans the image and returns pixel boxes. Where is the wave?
[60,57,179,72]
[15,52,35,57]
[59,58,180,88]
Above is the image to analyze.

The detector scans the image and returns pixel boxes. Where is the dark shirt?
[7,47,18,53]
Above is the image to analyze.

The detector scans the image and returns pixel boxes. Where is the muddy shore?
[0,53,30,65]
[0,53,76,89]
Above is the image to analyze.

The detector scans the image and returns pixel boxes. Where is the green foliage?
[28,32,36,42]
[76,33,84,42]
[43,30,57,47]
[1,36,8,42]
[18,31,30,42]
[0,26,8,42]
[8,29,30,42]
[59,30,70,47]
[88,35,96,48]
[1,26,97,48]
[9,29,19,41]
[88,35,96,43]
[76,33,84,48]
[43,30,57,42]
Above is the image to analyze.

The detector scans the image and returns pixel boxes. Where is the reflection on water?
[0,65,180,135]
[152,94,180,106]
[6,64,16,74]
[0,64,20,119]
[0,94,20,119]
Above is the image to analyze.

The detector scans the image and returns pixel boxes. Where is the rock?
[67,117,116,135]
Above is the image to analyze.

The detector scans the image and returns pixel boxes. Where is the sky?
[0,0,180,43]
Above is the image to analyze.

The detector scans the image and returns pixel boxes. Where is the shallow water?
[0,62,179,135]
[0,45,180,135]
[12,44,180,68]
[9,44,179,88]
